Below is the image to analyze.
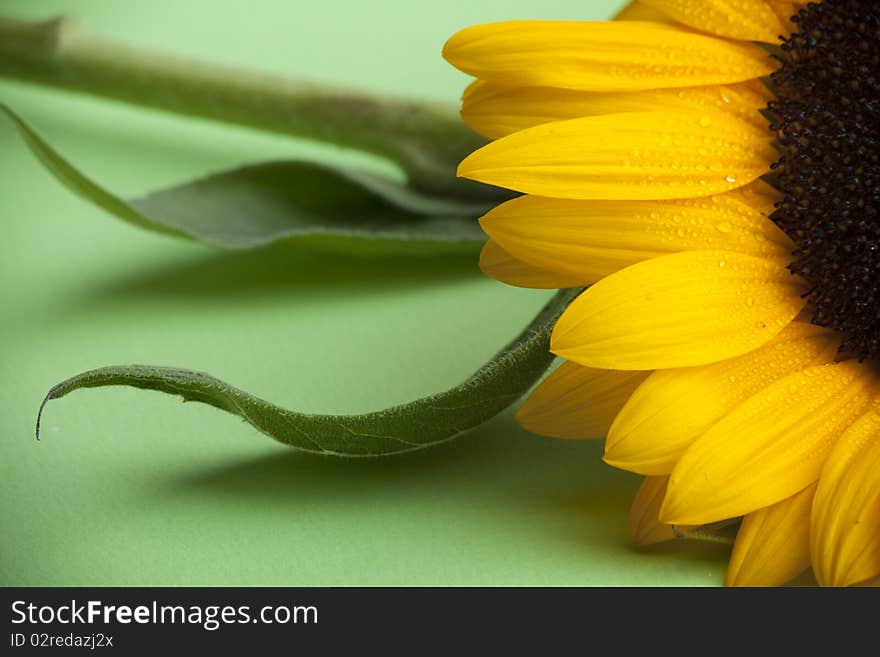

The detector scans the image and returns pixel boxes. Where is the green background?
[0,0,729,585]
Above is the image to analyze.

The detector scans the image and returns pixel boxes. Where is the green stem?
[0,16,494,200]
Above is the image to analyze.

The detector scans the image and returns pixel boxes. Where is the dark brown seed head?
[767,0,880,360]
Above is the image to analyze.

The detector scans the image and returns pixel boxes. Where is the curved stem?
[0,16,495,200]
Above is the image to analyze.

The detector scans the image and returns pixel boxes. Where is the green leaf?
[1,103,490,254]
[129,162,489,254]
[37,289,581,456]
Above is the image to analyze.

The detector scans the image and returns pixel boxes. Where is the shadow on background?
[166,415,629,501]
[85,243,481,303]
[165,415,645,553]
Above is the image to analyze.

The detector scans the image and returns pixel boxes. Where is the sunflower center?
[767,0,880,360]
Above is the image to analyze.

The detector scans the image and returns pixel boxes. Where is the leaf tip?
[35,383,63,441]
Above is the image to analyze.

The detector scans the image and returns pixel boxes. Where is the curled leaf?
[37,289,581,456]
[1,103,489,254]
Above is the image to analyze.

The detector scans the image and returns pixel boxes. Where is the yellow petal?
[480,191,792,285]
[662,362,877,525]
[726,484,816,587]
[629,476,695,545]
[639,0,786,42]
[811,405,880,587]
[461,79,771,140]
[767,1,802,25]
[551,250,806,370]
[458,111,776,201]
[443,21,775,91]
[516,361,649,439]
[854,575,880,587]
[727,178,782,218]
[614,2,675,21]
[605,322,839,475]
[478,239,586,289]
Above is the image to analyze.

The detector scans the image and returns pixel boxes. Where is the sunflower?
[443,0,880,587]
